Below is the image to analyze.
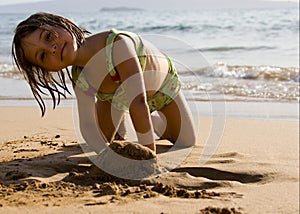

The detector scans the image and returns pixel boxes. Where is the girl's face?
[22,25,78,72]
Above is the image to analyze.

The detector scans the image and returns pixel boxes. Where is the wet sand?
[0,106,299,214]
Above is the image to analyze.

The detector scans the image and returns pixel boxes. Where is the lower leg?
[151,111,167,139]
[159,92,196,147]
[95,100,124,143]
[114,118,126,140]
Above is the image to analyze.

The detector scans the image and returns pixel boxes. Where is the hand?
[109,141,156,160]
[143,143,156,153]
[93,141,161,180]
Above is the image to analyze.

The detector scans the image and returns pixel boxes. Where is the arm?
[74,85,109,154]
[113,35,155,151]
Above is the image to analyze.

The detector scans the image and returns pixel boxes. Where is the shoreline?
[0,100,298,121]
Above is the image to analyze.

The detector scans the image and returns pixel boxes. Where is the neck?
[72,34,106,67]
[72,42,94,67]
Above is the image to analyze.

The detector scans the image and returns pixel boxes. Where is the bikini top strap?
[106,28,147,84]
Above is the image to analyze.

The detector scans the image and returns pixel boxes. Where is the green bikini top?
[71,28,147,96]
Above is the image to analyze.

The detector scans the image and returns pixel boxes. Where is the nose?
[46,43,57,55]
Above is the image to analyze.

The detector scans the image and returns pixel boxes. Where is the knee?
[184,133,197,147]
[174,131,197,147]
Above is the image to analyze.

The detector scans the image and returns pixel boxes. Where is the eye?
[44,30,52,41]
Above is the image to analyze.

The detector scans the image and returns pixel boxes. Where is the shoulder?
[84,30,111,46]
[112,34,136,57]
[114,34,135,47]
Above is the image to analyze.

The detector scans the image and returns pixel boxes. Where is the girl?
[12,12,196,154]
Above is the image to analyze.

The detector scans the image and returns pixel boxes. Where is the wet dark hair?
[12,12,90,116]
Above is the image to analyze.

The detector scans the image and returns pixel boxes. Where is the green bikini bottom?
[96,57,181,112]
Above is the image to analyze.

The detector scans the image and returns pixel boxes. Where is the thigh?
[158,92,196,147]
[95,99,124,143]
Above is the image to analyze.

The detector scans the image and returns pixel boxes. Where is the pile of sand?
[90,141,167,180]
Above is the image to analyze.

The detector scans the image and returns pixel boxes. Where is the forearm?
[74,88,109,154]
[129,96,155,150]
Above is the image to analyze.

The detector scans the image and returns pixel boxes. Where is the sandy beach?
[0,1,299,213]
[0,105,299,214]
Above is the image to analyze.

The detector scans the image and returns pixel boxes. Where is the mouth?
[61,42,66,61]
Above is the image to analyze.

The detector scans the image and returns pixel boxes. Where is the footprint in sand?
[206,152,244,164]
[171,167,265,184]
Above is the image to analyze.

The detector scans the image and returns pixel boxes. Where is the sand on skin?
[0,106,299,214]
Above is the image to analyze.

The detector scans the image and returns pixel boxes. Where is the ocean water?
[0,7,299,109]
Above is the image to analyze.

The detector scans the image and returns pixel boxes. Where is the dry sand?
[0,106,299,214]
